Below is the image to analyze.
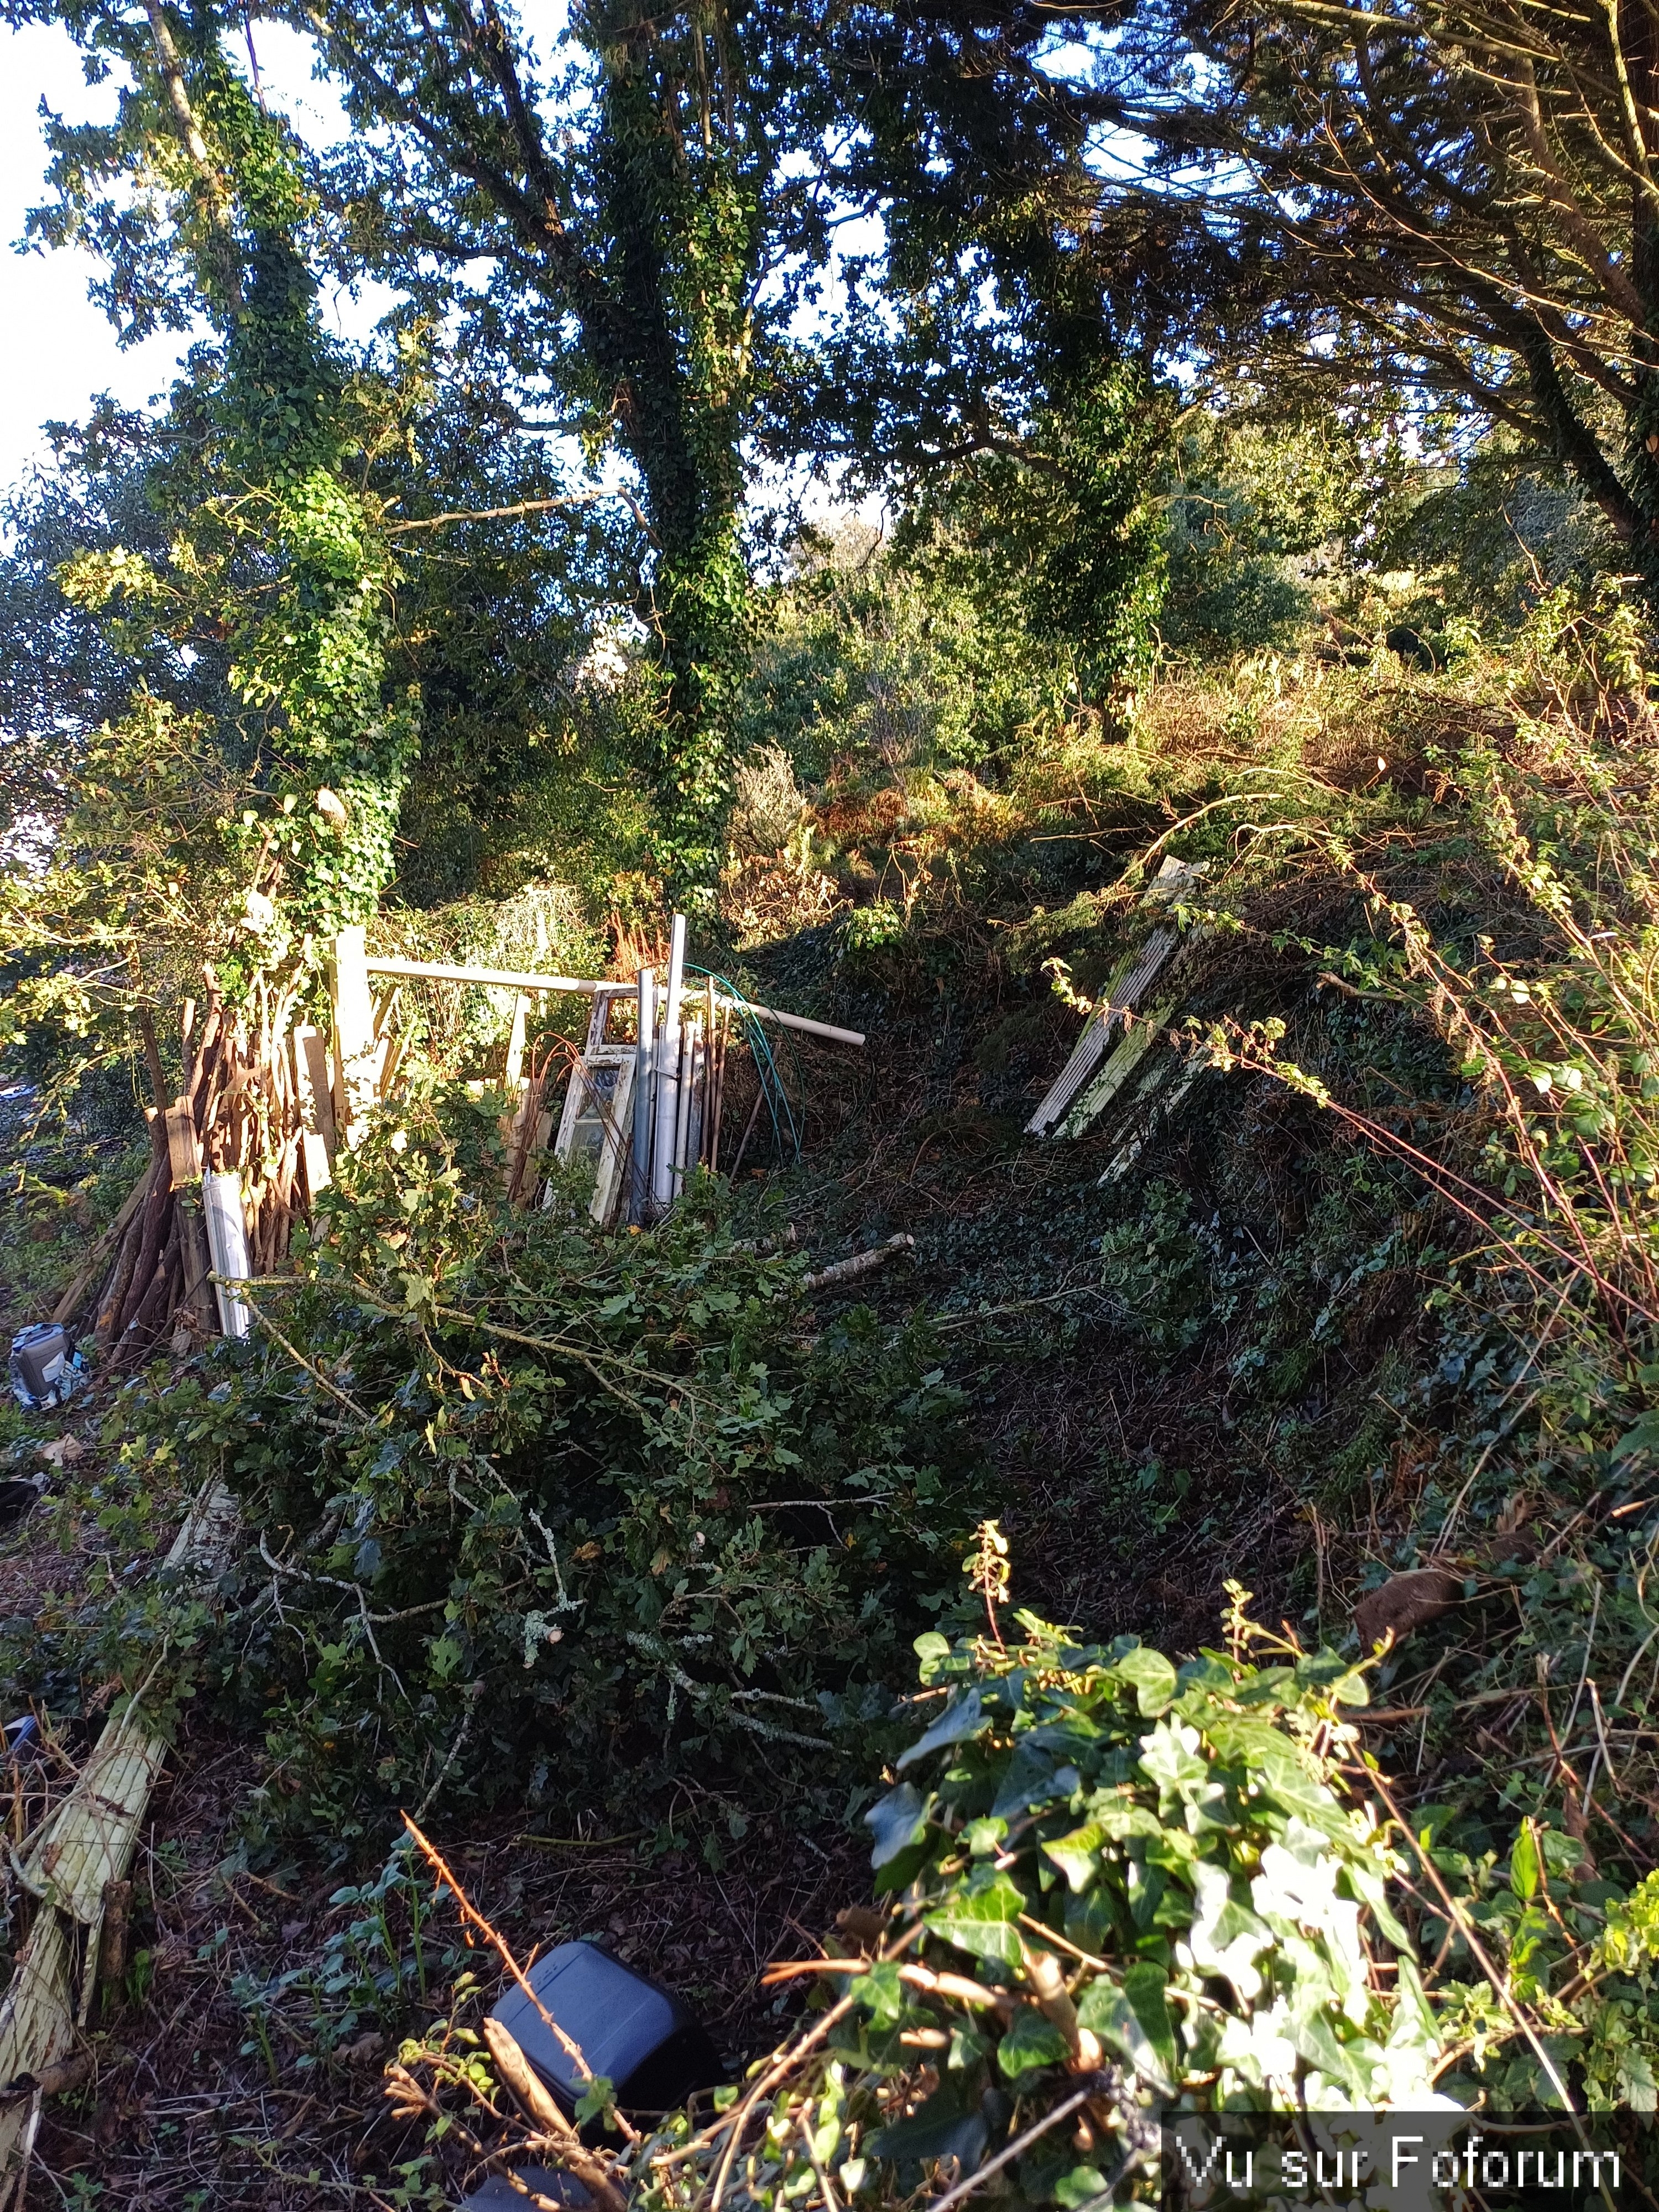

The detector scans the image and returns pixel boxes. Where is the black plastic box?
[457,2167,589,2210]
[489,1941,721,2117]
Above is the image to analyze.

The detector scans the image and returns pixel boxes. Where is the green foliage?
[1098,1180,1213,1359]
[10,0,416,1022]
[1161,407,1384,655]
[397,1600,1451,2212]
[740,528,1076,787]
[98,1082,980,1837]
[233,1836,467,2080]
[853,1600,1436,2112]
[1376,440,1616,634]
[895,366,1168,709]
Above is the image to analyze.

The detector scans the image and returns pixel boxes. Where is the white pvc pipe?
[201,1171,253,1339]
[672,1020,696,1187]
[650,915,687,1214]
[630,966,655,1225]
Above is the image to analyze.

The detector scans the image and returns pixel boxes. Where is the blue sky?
[0,4,878,526]
[0,20,190,487]
[0,14,387,492]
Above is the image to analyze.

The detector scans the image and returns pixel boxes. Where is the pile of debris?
[46,992,303,1368]
[30,920,862,1365]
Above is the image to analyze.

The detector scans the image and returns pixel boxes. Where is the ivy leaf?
[867,2084,987,2168]
[995,2004,1070,2080]
[1614,1411,1659,1461]
[1042,1822,1105,1895]
[1077,1961,1178,2094]
[865,1783,931,1870]
[1186,1859,1269,2003]
[857,1960,906,2031]
[924,1871,1025,1966]
[1510,1821,1540,1902]
[989,1739,1062,1819]
[896,1686,988,1770]
[1114,1647,1177,1715]
[1136,1719,1210,1799]
[1056,2168,1109,2209]
[1286,2001,1371,2102]
[573,2073,617,2126]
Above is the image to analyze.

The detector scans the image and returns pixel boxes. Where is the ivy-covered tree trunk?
[24,0,416,1000]
[588,20,758,888]
[137,2,415,977]
[296,0,773,894]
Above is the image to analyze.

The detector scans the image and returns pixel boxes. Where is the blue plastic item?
[8,1326,82,1411]
[489,1941,721,2117]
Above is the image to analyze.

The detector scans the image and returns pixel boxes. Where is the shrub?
[102,1081,983,1840]
[393,1588,1453,2212]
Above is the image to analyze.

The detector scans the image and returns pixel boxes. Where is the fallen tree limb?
[802,1234,915,1293]
[481,2021,629,2212]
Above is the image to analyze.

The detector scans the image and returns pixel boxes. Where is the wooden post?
[328,927,377,1146]
[504,993,529,1088]
[294,1027,337,1165]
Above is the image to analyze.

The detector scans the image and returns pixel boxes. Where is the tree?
[780,4,1194,690]
[3,0,415,1034]
[1069,0,1659,595]
[275,0,1191,863]
[288,0,806,887]
[0,406,233,847]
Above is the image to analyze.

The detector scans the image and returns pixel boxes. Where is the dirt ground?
[23,1711,867,2207]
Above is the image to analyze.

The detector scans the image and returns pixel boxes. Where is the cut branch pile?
[66,990,314,1366]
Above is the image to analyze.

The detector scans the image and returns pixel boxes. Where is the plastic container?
[0,1474,46,1523]
[8,1326,80,1410]
[457,2169,589,2210]
[489,1941,721,2117]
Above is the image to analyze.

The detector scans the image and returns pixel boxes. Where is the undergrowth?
[54,1084,983,1846]
[390,1584,1659,2207]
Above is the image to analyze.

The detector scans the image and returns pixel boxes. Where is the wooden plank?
[163,1102,201,1191]
[1025,857,1209,1139]
[1061,997,1176,1137]
[1097,1056,1206,1185]
[1025,925,1178,1136]
[294,1027,337,1164]
[299,1130,331,1206]
[23,1714,168,1928]
[651,915,688,1218]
